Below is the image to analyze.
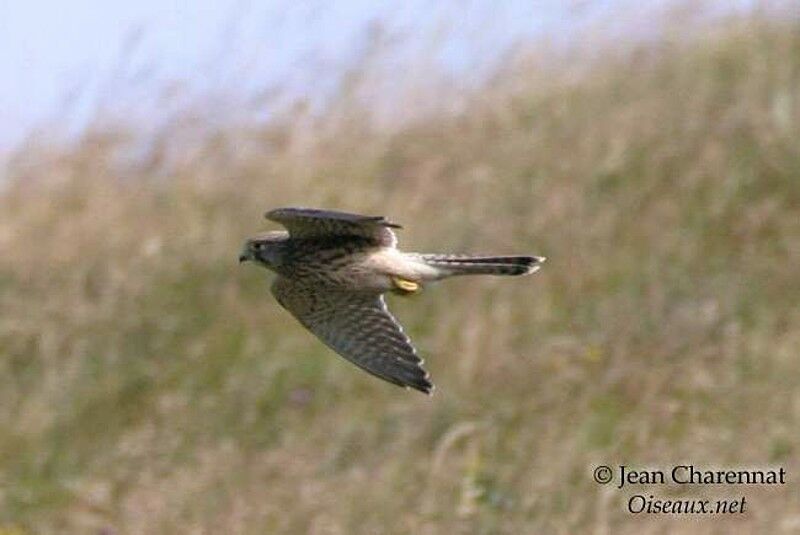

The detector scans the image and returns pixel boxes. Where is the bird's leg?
[391,276,421,295]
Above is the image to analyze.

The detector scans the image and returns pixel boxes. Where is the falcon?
[239,207,545,394]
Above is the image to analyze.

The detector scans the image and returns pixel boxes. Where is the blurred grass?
[1,12,800,535]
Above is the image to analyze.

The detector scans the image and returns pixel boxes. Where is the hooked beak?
[238,245,252,264]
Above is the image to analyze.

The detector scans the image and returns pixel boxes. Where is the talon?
[392,277,420,294]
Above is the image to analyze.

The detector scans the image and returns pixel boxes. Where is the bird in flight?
[239,208,544,394]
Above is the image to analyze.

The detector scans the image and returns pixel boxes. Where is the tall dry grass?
[1,13,799,535]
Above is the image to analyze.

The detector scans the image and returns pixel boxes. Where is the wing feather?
[271,277,432,394]
[265,207,400,247]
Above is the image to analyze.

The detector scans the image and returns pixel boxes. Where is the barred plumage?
[414,254,542,276]
[240,207,545,394]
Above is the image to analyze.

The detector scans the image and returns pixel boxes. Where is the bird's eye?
[253,242,264,250]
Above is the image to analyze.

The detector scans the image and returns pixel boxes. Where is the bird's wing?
[265,207,400,247]
[271,277,432,394]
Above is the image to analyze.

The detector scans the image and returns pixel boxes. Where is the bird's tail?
[418,254,545,277]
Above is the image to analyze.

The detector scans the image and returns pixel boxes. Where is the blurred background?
[1,1,799,533]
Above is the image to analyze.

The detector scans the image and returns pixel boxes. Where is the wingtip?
[403,368,434,395]
[418,374,435,396]
[263,208,280,220]
[408,381,435,396]
[367,215,402,229]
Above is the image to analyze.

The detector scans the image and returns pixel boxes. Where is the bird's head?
[239,231,289,270]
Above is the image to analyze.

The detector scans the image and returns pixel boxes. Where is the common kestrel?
[239,207,544,394]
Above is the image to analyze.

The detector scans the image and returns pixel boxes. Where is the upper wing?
[265,207,400,248]
[271,277,432,394]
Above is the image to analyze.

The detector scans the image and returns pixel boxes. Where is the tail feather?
[419,254,545,277]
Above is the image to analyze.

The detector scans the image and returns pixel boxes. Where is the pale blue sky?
[0,0,758,149]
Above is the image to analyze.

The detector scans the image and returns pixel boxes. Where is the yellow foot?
[392,277,421,295]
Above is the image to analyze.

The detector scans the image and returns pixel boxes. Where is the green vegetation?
[1,15,799,534]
